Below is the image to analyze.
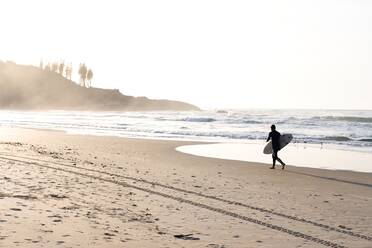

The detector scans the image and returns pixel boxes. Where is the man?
[266,124,285,169]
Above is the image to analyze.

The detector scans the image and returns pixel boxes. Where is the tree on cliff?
[78,63,87,87]
[86,68,93,87]
[58,61,65,75]
[64,63,72,80]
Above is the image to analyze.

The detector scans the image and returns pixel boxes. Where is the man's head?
[271,124,276,131]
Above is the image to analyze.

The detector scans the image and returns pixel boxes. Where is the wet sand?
[0,127,371,247]
[177,143,372,173]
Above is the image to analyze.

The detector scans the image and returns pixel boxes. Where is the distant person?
[266,124,286,169]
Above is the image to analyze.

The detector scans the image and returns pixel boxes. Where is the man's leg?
[270,150,277,169]
[276,152,286,169]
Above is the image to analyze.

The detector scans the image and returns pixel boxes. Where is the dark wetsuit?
[267,130,281,151]
[267,130,285,167]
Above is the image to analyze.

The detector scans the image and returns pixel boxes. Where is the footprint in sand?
[9,208,22,211]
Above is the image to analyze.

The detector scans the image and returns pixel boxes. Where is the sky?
[0,0,371,110]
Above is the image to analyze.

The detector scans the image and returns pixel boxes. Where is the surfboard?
[263,134,293,154]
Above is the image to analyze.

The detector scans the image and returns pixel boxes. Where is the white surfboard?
[263,134,293,154]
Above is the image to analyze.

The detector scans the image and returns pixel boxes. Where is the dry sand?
[0,127,371,248]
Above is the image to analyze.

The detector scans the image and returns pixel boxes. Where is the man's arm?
[266,133,271,142]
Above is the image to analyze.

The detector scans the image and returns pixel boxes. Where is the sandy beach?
[0,127,371,248]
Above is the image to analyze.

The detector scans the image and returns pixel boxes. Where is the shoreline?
[177,143,372,174]
[0,127,371,247]
[5,126,372,174]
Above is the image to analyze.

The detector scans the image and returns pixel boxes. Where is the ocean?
[0,109,372,153]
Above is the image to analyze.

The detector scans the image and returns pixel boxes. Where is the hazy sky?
[1,0,371,110]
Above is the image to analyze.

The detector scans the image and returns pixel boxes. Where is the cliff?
[0,61,200,111]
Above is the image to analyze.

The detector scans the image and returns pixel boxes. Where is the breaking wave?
[323,136,352,142]
[179,117,217,122]
[312,116,372,123]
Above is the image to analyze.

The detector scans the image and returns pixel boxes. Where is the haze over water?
[1,1,372,110]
